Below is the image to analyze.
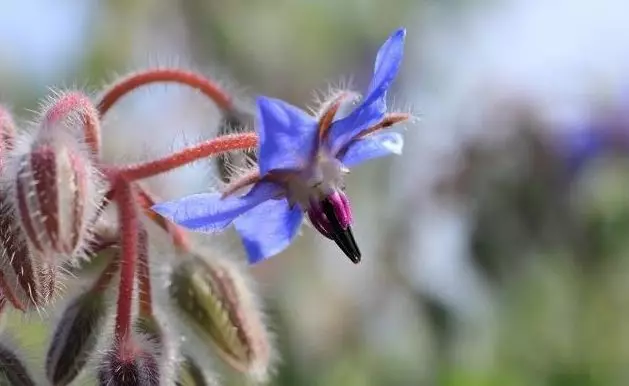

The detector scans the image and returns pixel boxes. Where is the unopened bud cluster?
[0,68,278,386]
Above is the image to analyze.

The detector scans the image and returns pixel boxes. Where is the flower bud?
[45,290,107,386]
[11,129,101,261]
[0,197,56,310]
[0,106,16,168]
[169,254,271,380]
[133,306,183,385]
[0,341,36,386]
[134,316,163,352]
[175,355,215,386]
[98,338,160,386]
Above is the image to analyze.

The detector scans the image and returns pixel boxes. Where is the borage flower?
[153,28,410,264]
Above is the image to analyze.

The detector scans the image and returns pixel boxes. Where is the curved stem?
[98,68,233,116]
[114,180,138,341]
[117,132,258,181]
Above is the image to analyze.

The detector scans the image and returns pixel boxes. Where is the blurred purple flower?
[555,112,629,176]
[556,124,605,175]
[153,28,407,264]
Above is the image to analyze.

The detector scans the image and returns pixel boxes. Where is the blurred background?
[4,0,629,385]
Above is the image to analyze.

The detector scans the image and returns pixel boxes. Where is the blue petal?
[367,28,406,105]
[256,96,319,176]
[341,131,404,168]
[327,28,406,154]
[152,182,280,232]
[327,98,386,156]
[233,198,304,264]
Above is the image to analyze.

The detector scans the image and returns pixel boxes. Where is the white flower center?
[284,151,347,209]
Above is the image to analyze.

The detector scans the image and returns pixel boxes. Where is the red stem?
[114,180,138,341]
[136,226,152,317]
[43,91,101,156]
[97,68,233,116]
[117,132,258,181]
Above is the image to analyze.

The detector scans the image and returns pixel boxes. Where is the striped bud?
[0,196,55,310]
[98,339,160,386]
[169,254,271,380]
[0,105,16,169]
[0,108,53,311]
[46,290,107,386]
[11,129,100,261]
[0,342,36,386]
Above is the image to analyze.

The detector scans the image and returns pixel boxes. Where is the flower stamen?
[321,195,360,264]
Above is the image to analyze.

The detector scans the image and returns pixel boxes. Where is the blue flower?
[556,123,605,176]
[153,28,408,264]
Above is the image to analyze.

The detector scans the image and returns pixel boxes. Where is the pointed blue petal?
[341,131,404,168]
[327,28,406,154]
[367,28,406,105]
[152,182,280,232]
[233,198,304,264]
[256,96,319,176]
[327,102,386,156]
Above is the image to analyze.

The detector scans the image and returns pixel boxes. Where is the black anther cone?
[322,199,361,264]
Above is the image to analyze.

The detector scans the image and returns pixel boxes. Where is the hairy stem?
[136,226,153,317]
[117,133,258,181]
[98,68,233,116]
[114,181,138,341]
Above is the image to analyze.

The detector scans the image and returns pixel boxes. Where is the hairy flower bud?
[175,355,215,386]
[0,342,36,386]
[169,254,271,380]
[0,199,56,310]
[10,129,101,261]
[134,316,163,350]
[45,290,107,386]
[98,338,160,386]
[0,106,16,169]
